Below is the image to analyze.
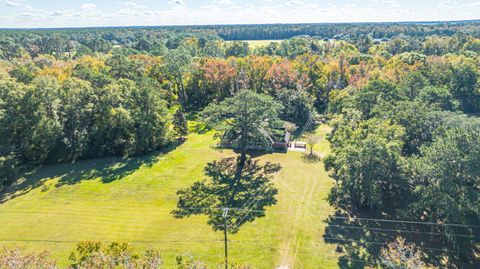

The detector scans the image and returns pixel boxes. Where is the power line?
[322,236,464,254]
[0,236,465,255]
[221,171,286,232]
[230,192,266,232]
[3,205,480,232]
[4,206,479,231]
[281,172,480,231]
[225,185,270,231]
[273,175,480,229]
[326,224,480,239]
[328,215,480,229]
[0,238,277,245]
[175,206,480,230]
[0,239,225,244]
[226,179,282,232]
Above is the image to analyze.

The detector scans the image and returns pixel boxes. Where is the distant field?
[227,40,283,48]
[0,125,338,269]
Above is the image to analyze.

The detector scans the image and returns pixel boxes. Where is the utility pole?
[222,208,229,269]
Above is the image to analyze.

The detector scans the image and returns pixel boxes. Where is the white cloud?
[466,1,480,6]
[213,0,234,5]
[372,0,396,4]
[1,0,480,28]
[168,0,185,6]
[18,12,34,17]
[50,11,63,16]
[77,3,103,18]
[81,3,97,10]
[201,4,220,10]
[4,0,25,7]
[286,0,304,6]
[124,1,146,9]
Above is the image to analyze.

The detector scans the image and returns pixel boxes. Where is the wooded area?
[0,21,479,268]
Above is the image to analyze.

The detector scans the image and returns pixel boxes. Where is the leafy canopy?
[202,89,283,153]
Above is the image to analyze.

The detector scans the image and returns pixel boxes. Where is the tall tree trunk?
[228,124,248,206]
[234,92,248,182]
[176,74,188,111]
[234,124,248,182]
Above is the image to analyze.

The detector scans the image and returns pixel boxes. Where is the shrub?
[0,248,57,269]
[69,241,161,269]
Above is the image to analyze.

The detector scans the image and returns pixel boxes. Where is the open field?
[227,40,283,48]
[0,125,337,268]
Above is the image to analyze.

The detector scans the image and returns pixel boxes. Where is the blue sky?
[1,0,479,28]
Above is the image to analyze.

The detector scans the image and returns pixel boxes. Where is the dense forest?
[2,20,480,41]
[1,21,480,268]
[205,21,480,40]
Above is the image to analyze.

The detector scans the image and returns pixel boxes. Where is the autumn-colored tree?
[267,60,298,90]
[199,58,236,99]
[244,56,272,93]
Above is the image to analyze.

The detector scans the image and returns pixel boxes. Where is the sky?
[0,0,479,28]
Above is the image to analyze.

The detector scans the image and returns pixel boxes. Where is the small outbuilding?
[272,131,291,152]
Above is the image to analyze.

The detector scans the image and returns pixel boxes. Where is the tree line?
[2,22,480,60]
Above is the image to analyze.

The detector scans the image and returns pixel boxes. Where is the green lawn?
[0,125,338,269]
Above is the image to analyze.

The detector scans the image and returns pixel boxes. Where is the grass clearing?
[226,40,283,49]
[0,125,338,268]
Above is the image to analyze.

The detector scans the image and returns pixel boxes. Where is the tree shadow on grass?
[0,140,185,204]
[246,150,276,159]
[323,210,480,269]
[189,121,211,134]
[301,153,322,163]
[211,147,277,159]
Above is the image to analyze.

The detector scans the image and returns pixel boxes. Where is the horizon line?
[0,18,479,31]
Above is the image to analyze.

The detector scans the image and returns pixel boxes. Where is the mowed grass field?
[227,40,283,48]
[0,125,339,269]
